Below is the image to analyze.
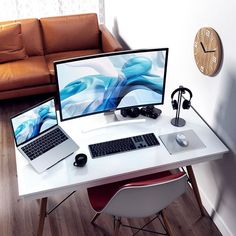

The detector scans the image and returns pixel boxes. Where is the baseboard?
[199,186,233,236]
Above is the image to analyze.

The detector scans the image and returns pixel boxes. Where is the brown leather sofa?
[0,13,122,100]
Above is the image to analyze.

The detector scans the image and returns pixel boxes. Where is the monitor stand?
[81,110,146,133]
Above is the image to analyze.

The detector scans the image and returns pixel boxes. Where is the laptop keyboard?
[21,128,68,160]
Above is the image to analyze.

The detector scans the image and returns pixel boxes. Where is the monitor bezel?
[54,48,169,122]
[10,97,58,147]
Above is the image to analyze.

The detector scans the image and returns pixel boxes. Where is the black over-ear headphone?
[121,107,140,118]
[171,87,192,110]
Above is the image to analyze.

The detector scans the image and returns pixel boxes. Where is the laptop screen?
[11,98,58,146]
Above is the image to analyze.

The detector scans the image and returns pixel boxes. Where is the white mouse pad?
[159,129,206,155]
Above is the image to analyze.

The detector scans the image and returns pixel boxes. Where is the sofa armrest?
[100,25,122,52]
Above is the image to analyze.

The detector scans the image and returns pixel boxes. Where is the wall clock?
[194,27,222,76]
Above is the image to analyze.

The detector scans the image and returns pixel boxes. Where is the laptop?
[10,98,79,173]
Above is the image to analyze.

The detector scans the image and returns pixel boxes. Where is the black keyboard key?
[143,133,160,146]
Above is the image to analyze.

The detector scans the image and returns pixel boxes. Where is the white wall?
[105,1,236,235]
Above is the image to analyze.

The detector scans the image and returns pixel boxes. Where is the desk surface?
[15,104,228,200]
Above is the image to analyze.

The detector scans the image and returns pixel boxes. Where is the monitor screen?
[11,98,57,146]
[54,48,168,121]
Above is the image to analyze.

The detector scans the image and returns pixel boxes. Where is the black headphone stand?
[171,86,186,127]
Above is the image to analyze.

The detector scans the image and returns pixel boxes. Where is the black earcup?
[182,99,191,109]
[172,100,178,110]
[121,107,140,118]
[126,107,140,118]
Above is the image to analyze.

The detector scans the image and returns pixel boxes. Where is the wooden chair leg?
[186,165,205,216]
[113,217,121,236]
[160,209,174,236]
[37,197,48,236]
[91,212,101,224]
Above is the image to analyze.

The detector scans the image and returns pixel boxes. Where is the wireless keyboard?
[89,133,160,158]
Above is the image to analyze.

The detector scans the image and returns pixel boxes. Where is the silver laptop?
[11,98,79,173]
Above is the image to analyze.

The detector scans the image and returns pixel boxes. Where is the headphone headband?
[171,87,192,100]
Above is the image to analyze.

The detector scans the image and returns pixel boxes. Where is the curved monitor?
[54,48,169,121]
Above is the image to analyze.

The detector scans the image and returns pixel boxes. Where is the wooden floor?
[0,94,222,236]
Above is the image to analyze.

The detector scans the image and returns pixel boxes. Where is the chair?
[87,171,188,236]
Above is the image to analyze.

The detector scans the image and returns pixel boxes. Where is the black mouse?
[73,153,87,167]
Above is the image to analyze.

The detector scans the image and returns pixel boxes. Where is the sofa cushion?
[0,18,44,56]
[0,56,50,92]
[45,49,102,82]
[0,23,27,63]
[40,13,100,54]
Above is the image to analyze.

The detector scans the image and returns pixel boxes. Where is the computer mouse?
[176,133,189,147]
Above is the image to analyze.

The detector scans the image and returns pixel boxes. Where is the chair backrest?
[102,172,188,218]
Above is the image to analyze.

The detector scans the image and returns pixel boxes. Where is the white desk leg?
[37,197,48,236]
[186,165,205,216]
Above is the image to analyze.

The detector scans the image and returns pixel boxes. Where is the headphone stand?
[171,86,186,127]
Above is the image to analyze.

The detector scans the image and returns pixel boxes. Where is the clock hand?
[200,42,206,53]
[200,42,216,53]
[206,49,216,53]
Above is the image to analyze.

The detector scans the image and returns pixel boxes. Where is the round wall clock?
[194,27,222,76]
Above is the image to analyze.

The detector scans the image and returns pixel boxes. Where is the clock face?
[194,27,222,76]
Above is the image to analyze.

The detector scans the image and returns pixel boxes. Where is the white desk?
[14,104,228,235]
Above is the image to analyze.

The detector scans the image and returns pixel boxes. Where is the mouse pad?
[159,129,206,155]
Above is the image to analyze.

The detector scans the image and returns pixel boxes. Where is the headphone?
[171,87,192,110]
[121,107,140,118]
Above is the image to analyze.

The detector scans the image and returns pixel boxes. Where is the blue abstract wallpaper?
[56,50,167,120]
[12,100,57,146]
